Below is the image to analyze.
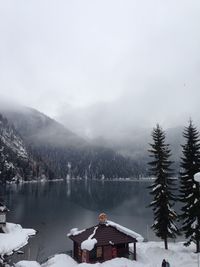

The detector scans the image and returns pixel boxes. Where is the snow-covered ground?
[0,223,36,257]
[16,241,197,267]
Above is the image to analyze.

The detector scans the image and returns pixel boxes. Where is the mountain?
[0,105,142,182]
[0,113,53,183]
[1,105,86,148]
[91,126,184,174]
[58,98,187,174]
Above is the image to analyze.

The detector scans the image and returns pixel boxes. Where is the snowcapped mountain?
[0,104,142,182]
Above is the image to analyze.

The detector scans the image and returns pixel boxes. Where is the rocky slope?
[0,114,53,183]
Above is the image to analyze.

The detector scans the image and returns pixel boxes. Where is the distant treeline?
[28,144,141,180]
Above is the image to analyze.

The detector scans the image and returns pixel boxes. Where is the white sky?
[0,0,200,137]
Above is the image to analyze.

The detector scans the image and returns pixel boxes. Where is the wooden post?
[82,249,89,263]
[82,249,87,263]
[134,242,136,261]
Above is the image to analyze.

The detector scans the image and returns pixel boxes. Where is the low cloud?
[0,0,200,140]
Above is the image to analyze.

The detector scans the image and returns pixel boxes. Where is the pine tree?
[179,120,200,252]
[148,124,179,249]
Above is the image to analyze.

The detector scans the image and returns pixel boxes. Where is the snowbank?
[17,255,137,267]
[16,241,197,267]
[42,254,77,267]
[135,241,196,267]
[15,261,41,267]
[0,223,36,256]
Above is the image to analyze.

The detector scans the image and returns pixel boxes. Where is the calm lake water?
[2,180,155,263]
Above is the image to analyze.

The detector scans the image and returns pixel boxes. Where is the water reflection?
[1,180,153,263]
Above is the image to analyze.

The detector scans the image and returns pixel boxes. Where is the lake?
[2,180,155,263]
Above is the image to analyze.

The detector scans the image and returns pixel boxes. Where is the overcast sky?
[0,0,200,138]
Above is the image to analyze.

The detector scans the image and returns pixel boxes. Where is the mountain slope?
[0,105,142,181]
[0,114,54,183]
[1,106,86,148]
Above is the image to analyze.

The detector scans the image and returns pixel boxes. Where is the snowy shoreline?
[6,177,154,185]
[15,241,197,267]
[0,223,36,257]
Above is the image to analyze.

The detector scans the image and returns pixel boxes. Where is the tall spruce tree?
[148,124,179,249]
[179,120,200,252]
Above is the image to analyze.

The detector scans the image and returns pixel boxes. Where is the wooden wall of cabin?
[73,242,82,262]
[116,243,129,257]
[73,242,78,261]
[88,246,104,263]
[103,245,112,261]
[82,249,89,263]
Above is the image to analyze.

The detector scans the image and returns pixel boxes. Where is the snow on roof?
[81,226,98,251]
[0,223,36,256]
[68,220,144,246]
[106,220,144,242]
[81,238,97,251]
[67,228,85,237]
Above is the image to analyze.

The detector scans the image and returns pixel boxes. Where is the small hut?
[68,213,143,263]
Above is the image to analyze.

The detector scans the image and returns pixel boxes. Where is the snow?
[16,261,41,267]
[1,130,28,160]
[81,226,98,251]
[0,223,36,257]
[81,238,97,251]
[69,221,143,251]
[186,193,193,201]
[0,204,7,212]
[16,241,197,267]
[191,219,198,229]
[67,228,85,237]
[152,184,162,192]
[42,254,77,267]
[106,220,144,242]
[194,172,200,183]
[134,241,196,267]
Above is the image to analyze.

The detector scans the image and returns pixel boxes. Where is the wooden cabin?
[68,213,143,264]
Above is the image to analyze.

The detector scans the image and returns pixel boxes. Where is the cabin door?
[111,246,117,258]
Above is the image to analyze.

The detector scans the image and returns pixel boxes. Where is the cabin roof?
[68,223,137,246]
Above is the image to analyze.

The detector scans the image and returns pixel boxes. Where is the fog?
[0,0,200,140]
